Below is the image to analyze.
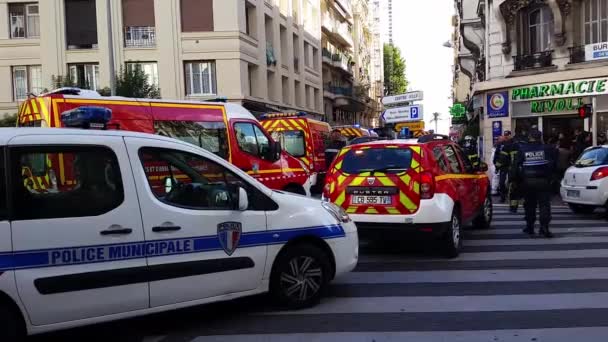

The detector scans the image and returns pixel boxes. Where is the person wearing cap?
[510,129,558,238]
[493,130,512,203]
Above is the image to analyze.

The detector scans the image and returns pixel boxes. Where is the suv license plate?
[351,196,392,205]
[567,190,580,198]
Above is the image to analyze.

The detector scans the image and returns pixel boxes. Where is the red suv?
[322,134,492,257]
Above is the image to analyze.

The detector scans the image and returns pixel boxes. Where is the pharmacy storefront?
[481,77,608,164]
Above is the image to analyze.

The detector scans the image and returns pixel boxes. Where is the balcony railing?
[513,51,553,71]
[328,86,353,97]
[124,26,156,48]
[569,46,587,64]
[322,48,333,59]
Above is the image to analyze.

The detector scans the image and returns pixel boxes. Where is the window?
[184,61,216,96]
[272,130,306,157]
[68,63,100,90]
[455,145,474,173]
[9,3,39,39]
[126,62,159,87]
[526,6,553,53]
[234,122,271,159]
[65,0,98,49]
[340,148,413,174]
[574,147,608,167]
[245,2,257,38]
[180,0,213,32]
[584,0,608,44]
[444,145,463,173]
[12,146,124,220]
[154,121,228,160]
[12,65,42,101]
[433,146,449,173]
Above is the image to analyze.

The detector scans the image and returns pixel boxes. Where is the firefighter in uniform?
[504,131,527,213]
[325,129,346,168]
[493,131,512,203]
[511,129,557,238]
[462,135,480,168]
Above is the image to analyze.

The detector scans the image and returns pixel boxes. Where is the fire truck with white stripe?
[16,88,313,196]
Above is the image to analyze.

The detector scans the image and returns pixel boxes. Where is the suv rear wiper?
[363,165,407,175]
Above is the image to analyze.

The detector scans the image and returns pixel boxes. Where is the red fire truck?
[260,112,331,188]
[17,88,313,195]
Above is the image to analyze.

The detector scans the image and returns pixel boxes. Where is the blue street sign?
[410,106,419,119]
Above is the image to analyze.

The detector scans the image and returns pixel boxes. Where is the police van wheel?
[441,211,462,258]
[270,244,331,309]
[473,195,493,229]
[0,306,24,342]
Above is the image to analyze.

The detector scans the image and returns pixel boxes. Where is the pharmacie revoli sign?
[511,77,608,102]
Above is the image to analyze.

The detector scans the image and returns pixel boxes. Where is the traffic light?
[578,104,592,119]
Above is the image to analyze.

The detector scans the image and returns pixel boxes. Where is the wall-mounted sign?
[530,97,584,114]
[382,91,424,106]
[492,121,502,145]
[511,77,608,102]
[586,42,608,62]
[382,105,423,123]
[487,91,509,118]
[395,121,424,132]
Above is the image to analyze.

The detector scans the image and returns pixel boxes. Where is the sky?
[390,0,455,134]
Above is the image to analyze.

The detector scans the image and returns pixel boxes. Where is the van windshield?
[155,121,229,160]
[341,148,413,174]
[271,130,306,157]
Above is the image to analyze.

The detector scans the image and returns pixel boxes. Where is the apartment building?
[0,0,324,118]
[370,0,384,113]
[456,0,608,164]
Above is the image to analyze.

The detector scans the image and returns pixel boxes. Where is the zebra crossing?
[150,202,608,342]
[35,202,608,341]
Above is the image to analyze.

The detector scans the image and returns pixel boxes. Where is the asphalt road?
[32,201,608,342]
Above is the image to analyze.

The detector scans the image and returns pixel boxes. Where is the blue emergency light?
[354,124,361,128]
[61,106,112,129]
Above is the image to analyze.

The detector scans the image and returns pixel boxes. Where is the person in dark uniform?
[504,130,529,213]
[511,129,557,238]
[493,131,512,203]
[462,135,480,168]
[325,129,346,168]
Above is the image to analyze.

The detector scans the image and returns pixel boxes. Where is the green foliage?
[115,65,160,99]
[383,43,408,96]
[0,113,17,127]
[51,75,76,89]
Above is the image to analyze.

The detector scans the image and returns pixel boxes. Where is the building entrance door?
[542,115,582,147]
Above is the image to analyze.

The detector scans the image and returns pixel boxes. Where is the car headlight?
[322,201,351,223]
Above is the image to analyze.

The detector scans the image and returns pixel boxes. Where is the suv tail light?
[591,167,608,181]
[420,171,435,199]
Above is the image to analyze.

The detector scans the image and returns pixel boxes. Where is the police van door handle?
[152,225,182,233]
[100,225,133,236]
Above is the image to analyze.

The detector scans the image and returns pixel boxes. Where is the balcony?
[124,26,156,48]
[332,53,353,74]
[322,48,333,64]
[322,14,334,33]
[333,22,353,47]
[513,51,554,71]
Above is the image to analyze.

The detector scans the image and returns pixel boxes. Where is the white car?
[0,128,358,340]
[561,146,608,213]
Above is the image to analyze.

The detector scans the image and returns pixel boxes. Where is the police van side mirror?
[238,187,249,211]
[266,140,282,161]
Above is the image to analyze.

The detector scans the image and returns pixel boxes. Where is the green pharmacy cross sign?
[450,103,466,118]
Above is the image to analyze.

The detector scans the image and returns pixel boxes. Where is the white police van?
[0,109,358,340]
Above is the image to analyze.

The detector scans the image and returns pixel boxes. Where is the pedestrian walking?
[511,129,558,238]
[325,129,346,168]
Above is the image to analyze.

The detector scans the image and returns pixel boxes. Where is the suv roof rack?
[417,134,449,143]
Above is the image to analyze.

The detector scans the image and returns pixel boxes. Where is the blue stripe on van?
[0,224,345,272]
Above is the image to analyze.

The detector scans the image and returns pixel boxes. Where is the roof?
[0,127,184,146]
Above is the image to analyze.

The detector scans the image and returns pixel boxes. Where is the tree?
[115,65,160,99]
[383,43,408,96]
[0,113,17,127]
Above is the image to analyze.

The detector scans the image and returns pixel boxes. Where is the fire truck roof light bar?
[260,112,307,119]
[61,106,112,130]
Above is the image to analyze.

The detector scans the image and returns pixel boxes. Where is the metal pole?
[106,0,116,95]
[593,96,598,146]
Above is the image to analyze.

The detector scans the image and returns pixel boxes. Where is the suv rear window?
[575,147,608,167]
[341,148,412,174]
